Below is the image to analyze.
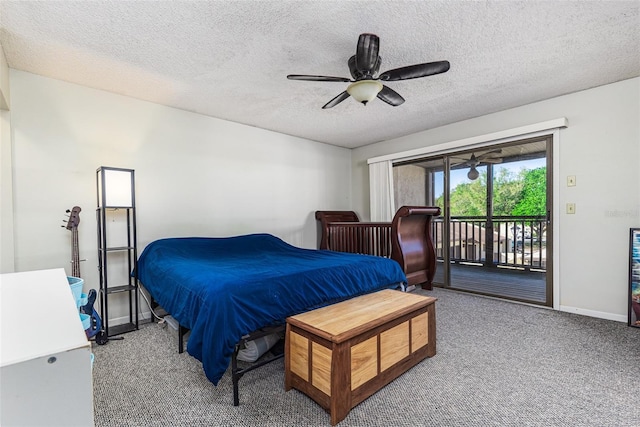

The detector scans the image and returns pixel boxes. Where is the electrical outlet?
[567,175,576,187]
[566,203,576,214]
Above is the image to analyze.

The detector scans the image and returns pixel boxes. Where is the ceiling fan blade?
[477,149,502,159]
[372,56,382,75]
[322,91,351,109]
[481,158,503,164]
[287,74,351,82]
[348,55,363,80]
[379,60,450,81]
[355,33,380,75]
[377,85,405,106]
[450,160,469,167]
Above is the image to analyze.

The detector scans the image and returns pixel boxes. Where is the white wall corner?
[0,50,13,271]
[0,109,14,273]
[0,43,10,110]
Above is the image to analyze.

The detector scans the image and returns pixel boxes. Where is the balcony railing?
[432,215,547,271]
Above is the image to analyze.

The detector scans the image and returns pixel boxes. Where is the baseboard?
[109,310,153,327]
[559,305,627,323]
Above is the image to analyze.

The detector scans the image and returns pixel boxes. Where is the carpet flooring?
[92,288,640,426]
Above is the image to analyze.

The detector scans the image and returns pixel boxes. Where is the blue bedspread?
[136,234,406,384]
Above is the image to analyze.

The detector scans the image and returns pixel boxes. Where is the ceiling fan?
[287,33,450,109]
[451,150,503,180]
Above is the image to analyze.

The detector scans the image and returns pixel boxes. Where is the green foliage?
[436,167,546,217]
[492,168,524,216]
[512,167,547,216]
[438,176,487,216]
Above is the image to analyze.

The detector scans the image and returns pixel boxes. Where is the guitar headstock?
[65,206,82,231]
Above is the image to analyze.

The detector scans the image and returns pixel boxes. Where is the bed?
[136,233,407,392]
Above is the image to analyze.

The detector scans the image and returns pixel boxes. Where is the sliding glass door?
[393,137,553,306]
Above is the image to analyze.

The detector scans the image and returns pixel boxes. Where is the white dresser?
[1,268,94,426]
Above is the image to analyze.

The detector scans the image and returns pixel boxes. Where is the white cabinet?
[0,268,94,427]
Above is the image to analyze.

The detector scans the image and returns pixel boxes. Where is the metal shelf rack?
[96,166,138,337]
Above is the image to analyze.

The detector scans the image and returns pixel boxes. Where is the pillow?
[237,333,281,363]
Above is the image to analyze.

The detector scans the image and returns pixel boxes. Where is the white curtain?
[369,160,395,222]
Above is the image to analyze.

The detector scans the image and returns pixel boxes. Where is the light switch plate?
[566,203,576,214]
[567,175,576,187]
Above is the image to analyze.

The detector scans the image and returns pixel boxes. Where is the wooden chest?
[285,289,436,425]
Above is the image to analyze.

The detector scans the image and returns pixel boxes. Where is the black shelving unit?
[96,166,138,336]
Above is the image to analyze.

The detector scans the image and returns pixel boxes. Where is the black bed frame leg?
[232,345,240,406]
[178,324,188,354]
[228,326,285,407]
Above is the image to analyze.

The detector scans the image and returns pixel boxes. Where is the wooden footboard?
[315,206,441,289]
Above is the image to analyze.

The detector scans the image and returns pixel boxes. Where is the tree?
[512,167,546,216]
[433,166,546,219]
[435,175,486,216]
[493,168,524,216]
[512,167,547,237]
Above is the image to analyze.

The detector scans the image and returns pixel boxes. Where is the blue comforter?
[136,234,407,384]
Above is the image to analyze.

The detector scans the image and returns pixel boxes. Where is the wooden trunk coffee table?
[285,289,437,425]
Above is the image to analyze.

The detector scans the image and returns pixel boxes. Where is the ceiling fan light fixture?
[467,166,479,180]
[346,80,383,105]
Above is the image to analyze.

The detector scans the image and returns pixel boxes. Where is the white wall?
[352,78,640,321]
[8,70,352,322]
[0,42,13,273]
[0,109,11,274]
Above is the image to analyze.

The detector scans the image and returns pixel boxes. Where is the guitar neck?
[72,228,81,278]
[65,206,82,278]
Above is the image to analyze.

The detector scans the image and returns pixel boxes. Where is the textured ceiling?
[0,1,638,149]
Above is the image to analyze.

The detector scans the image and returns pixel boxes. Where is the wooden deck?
[431,262,548,305]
